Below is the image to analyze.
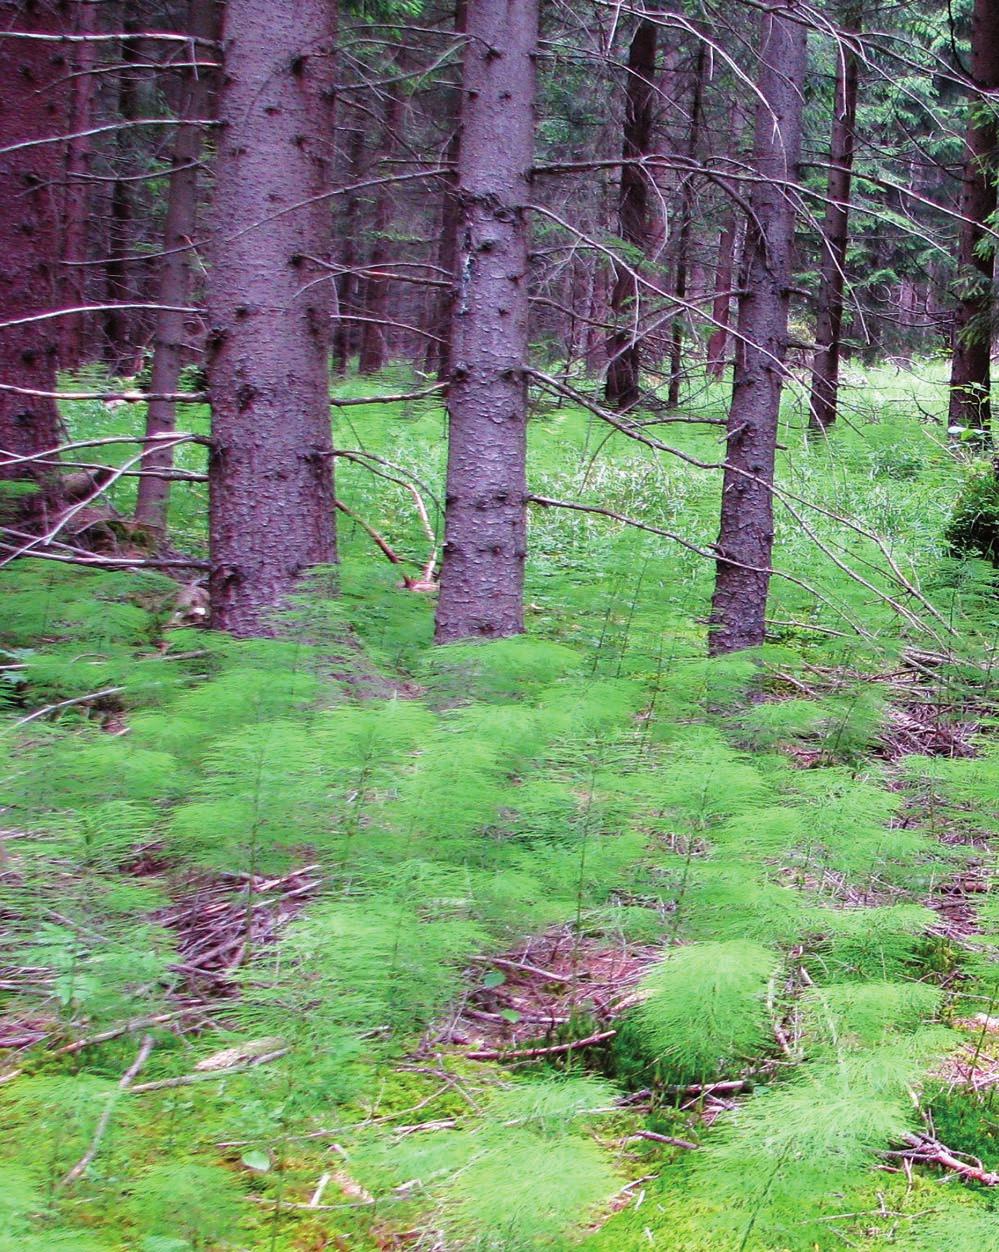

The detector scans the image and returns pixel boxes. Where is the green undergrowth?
[1,364,999,1249]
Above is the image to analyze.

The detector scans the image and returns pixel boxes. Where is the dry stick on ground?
[891,1131,999,1186]
[629,1129,699,1151]
[466,1028,616,1062]
[60,1033,155,1186]
[468,954,574,984]
[128,1046,289,1093]
[7,686,124,731]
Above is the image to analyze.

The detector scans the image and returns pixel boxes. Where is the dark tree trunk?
[59,0,98,369]
[709,8,808,656]
[134,0,219,536]
[207,0,338,637]
[808,6,860,432]
[332,124,365,376]
[948,0,999,441]
[706,207,737,377]
[358,78,405,375]
[434,0,539,643]
[103,15,140,371]
[667,44,706,408]
[0,0,68,485]
[604,19,657,410]
[426,0,467,383]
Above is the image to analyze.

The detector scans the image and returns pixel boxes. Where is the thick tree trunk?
[667,44,706,409]
[947,0,999,441]
[358,79,405,375]
[59,0,98,369]
[604,19,657,410]
[434,0,539,643]
[808,7,860,432]
[207,0,337,637]
[0,0,68,485]
[709,8,808,656]
[134,0,219,536]
[103,16,140,371]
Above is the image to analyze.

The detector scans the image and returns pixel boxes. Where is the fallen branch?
[895,1131,999,1186]
[466,1028,616,1062]
[128,1046,289,1093]
[61,1034,155,1185]
[6,686,124,732]
[468,954,574,984]
[629,1129,699,1151]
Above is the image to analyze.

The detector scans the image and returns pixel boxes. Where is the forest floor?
[2,361,999,1251]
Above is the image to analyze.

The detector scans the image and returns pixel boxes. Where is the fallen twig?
[629,1129,699,1151]
[466,1028,616,1062]
[128,1046,289,1093]
[61,1034,155,1185]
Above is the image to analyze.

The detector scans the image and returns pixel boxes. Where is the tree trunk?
[103,15,140,372]
[947,0,999,441]
[604,19,657,410]
[427,0,467,382]
[59,0,98,369]
[134,0,219,536]
[0,0,68,486]
[207,0,338,637]
[358,77,405,375]
[808,5,860,432]
[709,8,808,656]
[706,207,738,377]
[667,43,706,408]
[434,0,539,643]
[332,124,365,376]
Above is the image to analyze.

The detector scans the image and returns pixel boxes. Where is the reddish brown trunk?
[948,0,999,440]
[605,19,657,410]
[667,44,706,408]
[59,0,98,368]
[332,124,365,376]
[358,78,405,375]
[103,16,140,370]
[706,208,737,377]
[207,0,338,637]
[709,8,808,656]
[134,0,219,536]
[434,0,539,642]
[808,6,860,431]
[0,0,68,486]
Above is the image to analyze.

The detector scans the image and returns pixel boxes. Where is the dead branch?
[466,1028,616,1062]
[60,1034,155,1186]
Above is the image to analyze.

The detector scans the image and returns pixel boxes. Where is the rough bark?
[706,208,738,377]
[604,19,657,410]
[947,0,999,441]
[134,0,219,536]
[709,8,808,656]
[59,0,98,368]
[667,43,706,408]
[207,0,338,637]
[808,6,860,431]
[434,0,539,643]
[358,77,405,375]
[103,14,140,371]
[332,124,365,376]
[0,0,69,484]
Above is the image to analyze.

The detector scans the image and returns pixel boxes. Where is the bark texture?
[134,0,219,535]
[947,0,999,440]
[434,0,539,643]
[604,19,657,410]
[709,8,808,655]
[103,14,140,370]
[808,7,860,431]
[207,0,337,637]
[667,44,706,409]
[59,0,97,368]
[358,76,405,375]
[0,0,68,482]
[706,208,738,377]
